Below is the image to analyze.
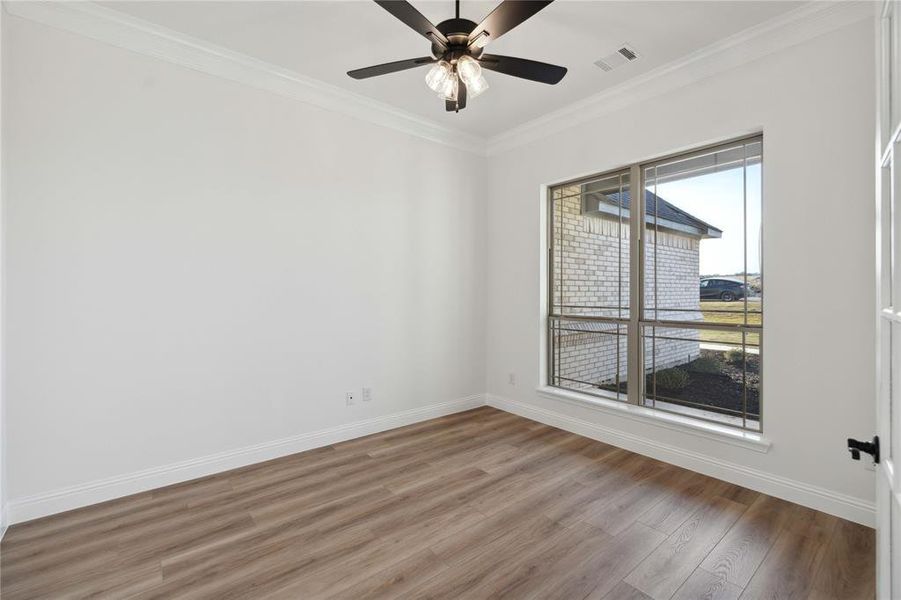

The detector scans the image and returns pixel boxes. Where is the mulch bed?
[600,350,760,419]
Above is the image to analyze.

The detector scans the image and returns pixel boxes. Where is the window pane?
[641,325,760,431]
[551,171,630,318]
[893,11,901,137]
[893,156,901,308]
[882,163,893,309]
[548,136,762,432]
[889,320,894,465]
[644,140,762,327]
[549,317,628,401]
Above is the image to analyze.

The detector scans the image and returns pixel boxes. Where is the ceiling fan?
[347,0,567,113]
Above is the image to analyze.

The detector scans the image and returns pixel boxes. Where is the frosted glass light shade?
[467,74,489,98]
[438,75,459,101]
[457,55,481,86]
[425,61,452,92]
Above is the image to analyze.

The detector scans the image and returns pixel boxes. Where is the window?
[548,136,763,431]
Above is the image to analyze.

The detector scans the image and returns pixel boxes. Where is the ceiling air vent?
[594,45,640,72]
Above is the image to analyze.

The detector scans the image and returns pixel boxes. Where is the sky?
[651,164,762,277]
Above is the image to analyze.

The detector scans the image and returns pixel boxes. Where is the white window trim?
[536,385,771,453]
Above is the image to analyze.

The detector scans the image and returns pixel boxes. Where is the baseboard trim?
[487,394,876,528]
[7,393,876,528]
[7,394,485,524]
[0,503,7,542]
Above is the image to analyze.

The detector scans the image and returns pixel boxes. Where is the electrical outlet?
[362,387,372,402]
[345,391,356,406]
[508,372,516,386]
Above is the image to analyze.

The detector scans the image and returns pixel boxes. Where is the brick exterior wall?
[552,185,702,393]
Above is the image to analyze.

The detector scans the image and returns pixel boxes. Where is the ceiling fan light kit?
[426,55,487,103]
[425,60,452,92]
[347,0,567,113]
[456,55,481,84]
[467,73,489,98]
[439,75,459,101]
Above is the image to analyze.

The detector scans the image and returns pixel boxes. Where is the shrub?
[744,353,760,370]
[725,348,746,366]
[687,356,723,374]
[654,368,689,391]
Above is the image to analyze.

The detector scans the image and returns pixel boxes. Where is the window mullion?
[547,187,556,386]
[628,163,644,406]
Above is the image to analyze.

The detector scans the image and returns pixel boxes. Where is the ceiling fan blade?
[467,1,553,48]
[347,57,435,79]
[457,81,467,110]
[446,99,456,112]
[478,54,567,84]
[374,1,449,46]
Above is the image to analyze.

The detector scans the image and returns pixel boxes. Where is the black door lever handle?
[847,436,879,464]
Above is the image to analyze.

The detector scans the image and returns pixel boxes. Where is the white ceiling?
[99,1,804,138]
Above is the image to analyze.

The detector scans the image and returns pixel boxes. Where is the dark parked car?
[700,278,747,302]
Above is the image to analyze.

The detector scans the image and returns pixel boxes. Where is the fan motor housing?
[432,18,482,59]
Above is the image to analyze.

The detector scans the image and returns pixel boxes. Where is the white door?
[877,3,901,598]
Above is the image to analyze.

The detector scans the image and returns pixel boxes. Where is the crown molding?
[3,1,488,155]
[484,0,877,156]
[4,1,876,159]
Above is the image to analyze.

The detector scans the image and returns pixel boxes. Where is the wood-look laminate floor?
[0,407,875,600]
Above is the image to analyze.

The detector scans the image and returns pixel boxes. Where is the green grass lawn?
[699,299,761,346]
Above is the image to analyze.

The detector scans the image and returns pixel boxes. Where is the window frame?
[546,134,764,432]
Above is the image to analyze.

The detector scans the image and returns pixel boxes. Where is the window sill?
[535,386,771,453]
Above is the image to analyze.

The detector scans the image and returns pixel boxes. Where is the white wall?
[3,15,486,516]
[485,18,877,523]
[0,7,880,528]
